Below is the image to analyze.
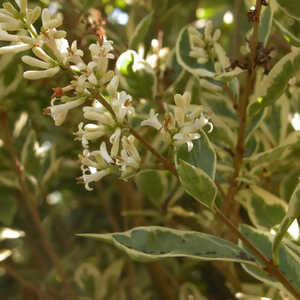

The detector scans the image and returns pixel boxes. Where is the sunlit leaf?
[79,226,257,264]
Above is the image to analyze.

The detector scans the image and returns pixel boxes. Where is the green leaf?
[176,160,217,210]
[0,191,17,225]
[280,170,300,202]
[273,182,300,264]
[129,12,153,51]
[258,6,273,46]
[176,132,216,179]
[21,130,41,177]
[286,182,300,220]
[276,0,300,21]
[261,95,289,145]
[176,26,215,77]
[247,185,287,230]
[249,48,300,116]
[245,109,267,142]
[274,20,300,47]
[135,170,174,208]
[79,226,257,264]
[239,225,300,293]
[117,50,157,99]
[244,145,289,169]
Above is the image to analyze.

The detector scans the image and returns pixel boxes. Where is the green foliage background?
[0,0,299,299]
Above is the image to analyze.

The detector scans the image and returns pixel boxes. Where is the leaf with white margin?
[274,20,300,47]
[239,225,300,294]
[215,67,245,82]
[249,48,300,116]
[78,226,257,264]
[273,183,300,265]
[176,26,215,78]
[176,160,217,210]
[176,131,217,180]
[258,6,273,46]
[247,185,287,230]
[244,145,290,170]
[116,50,157,100]
[129,12,153,51]
[276,0,300,21]
[280,169,300,202]
[245,108,268,143]
[261,95,289,145]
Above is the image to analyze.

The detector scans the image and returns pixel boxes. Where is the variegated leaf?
[79,226,257,264]
[249,48,300,116]
[239,225,300,294]
[276,0,300,21]
[247,185,287,230]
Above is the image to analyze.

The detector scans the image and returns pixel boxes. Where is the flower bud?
[0,43,31,55]
[0,30,18,42]
[21,55,50,69]
[27,7,41,25]
[23,66,60,80]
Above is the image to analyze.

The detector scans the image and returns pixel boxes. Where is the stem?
[129,127,178,177]
[215,209,300,299]
[232,0,243,57]
[0,112,77,300]
[224,0,263,223]
[224,83,238,110]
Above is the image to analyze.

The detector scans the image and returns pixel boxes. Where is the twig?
[129,126,178,177]
[215,209,300,299]
[223,0,264,225]
[224,83,238,110]
[0,112,77,300]
[232,0,243,57]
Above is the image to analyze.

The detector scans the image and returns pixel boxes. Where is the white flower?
[46,97,85,126]
[71,40,83,57]
[80,167,112,191]
[79,146,114,191]
[173,130,201,152]
[23,66,60,80]
[41,8,62,30]
[174,92,191,109]
[204,21,213,42]
[75,122,108,148]
[116,135,141,177]
[109,127,122,157]
[107,75,119,97]
[141,109,162,130]
[100,142,113,164]
[82,106,115,126]
[112,91,134,123]
[89,40,114,60]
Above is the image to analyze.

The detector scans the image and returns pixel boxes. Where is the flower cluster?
[0,0,142,190]
[0,0,213,190]
[141,92,213,152]
[188,21,230,73]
